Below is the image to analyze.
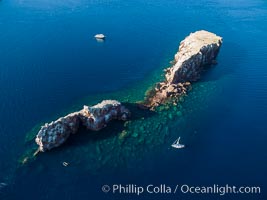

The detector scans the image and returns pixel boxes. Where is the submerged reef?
[143,30,222,109]
[35,100,130,152]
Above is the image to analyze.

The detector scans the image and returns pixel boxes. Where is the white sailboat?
[171,137,185,149]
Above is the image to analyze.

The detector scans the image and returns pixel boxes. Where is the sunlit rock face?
[166,30,222,83]
[79,100,130,131]
[35,100,130,152]
[144,30,222,109]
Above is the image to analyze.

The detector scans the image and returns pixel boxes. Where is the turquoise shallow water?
[0,0,267,199]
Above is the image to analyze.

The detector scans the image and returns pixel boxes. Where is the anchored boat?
[94,34,106,39]
[171,137,185,149]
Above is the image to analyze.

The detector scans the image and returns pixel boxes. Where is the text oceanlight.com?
[101,184,261,196]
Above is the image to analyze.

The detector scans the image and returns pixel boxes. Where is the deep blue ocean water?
[0,0,267,199]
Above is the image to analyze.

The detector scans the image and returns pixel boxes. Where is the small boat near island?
[171,137,185,149]
[0,182,7,187]
[94,34,106,39]
[0,182,7,190]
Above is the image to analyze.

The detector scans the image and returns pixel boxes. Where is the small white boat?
[0,182,7,189]
[94,34,106,39]
[62,162,69,167]
[171,137,185,149]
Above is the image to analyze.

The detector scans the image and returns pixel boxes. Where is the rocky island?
[35,100,130,152]
[143,30,222,109]
[34,30,222,153]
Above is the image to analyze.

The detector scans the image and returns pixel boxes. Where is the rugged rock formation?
[34,30,222,152]
[144,30,222,109]
[35,100,130,152]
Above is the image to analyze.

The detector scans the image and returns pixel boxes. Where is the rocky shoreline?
[35,100,130,152]
[143,30,222,109]
[34,30,222,152]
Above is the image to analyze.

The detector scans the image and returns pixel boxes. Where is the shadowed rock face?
[144,30,222,109]
[35,100,130,152]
